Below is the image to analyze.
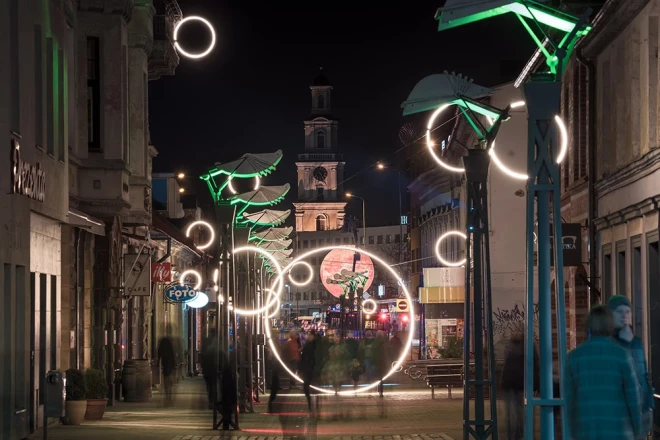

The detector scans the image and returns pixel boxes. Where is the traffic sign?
[395,299,410,312]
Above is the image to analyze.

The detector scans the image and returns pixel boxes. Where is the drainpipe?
[576,50,598,305]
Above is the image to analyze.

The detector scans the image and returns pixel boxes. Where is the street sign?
[151,262,172,282]
[125,253,151,296]
[395,299,410,312]
[165,284,198,303]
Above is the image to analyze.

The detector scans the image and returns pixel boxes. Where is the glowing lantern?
[320,248,374,298]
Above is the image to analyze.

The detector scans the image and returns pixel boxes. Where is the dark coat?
[500,339,539,392]
[300,339,317,382]
[157,336,176,376]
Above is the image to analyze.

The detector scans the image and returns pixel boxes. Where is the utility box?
[44,370,64,417]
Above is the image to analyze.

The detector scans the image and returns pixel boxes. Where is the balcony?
[149,0,181,80]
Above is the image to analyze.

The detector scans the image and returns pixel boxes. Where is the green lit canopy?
[257,239,292,252]
[230,184,290,207]
[202,150,283,180]
[402,73,492,116]
[435,0,590,35]
[240,209,291,226]
[250,227,293,242]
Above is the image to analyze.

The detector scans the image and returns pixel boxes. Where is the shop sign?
[151,262,172,282]
[548,223,582,267]
[124,253,151,296]
[11,140,46,202]
[165,284,199,303]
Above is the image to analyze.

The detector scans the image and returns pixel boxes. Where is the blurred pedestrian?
[500,332,539,440]
[267,345,281,413]
[285,330,301,387]
[389,332,402,358]
[202,329,218,408]
[609,295,655,439]
[300,331,317,413]
[565,305,642,440]
[157,324,177,406]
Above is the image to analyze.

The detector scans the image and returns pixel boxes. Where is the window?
[386,235,393,244]
[47,38,55,156]
[122,45,128,163]
[343,238,349,244]
[318,95,324,109]
[377,235,384,244]
[317,130,325,149]
[311,292,317,301]
[34,25,43,147]
[311,240,316,248]
[303,292,308,301]
[632,238,643,336]
[302,240,308,249]
[602,246,612,301]
[369,236,375,245]
[317,187,324,201]
[87,37,101,151]
[57,48,65,160]
[616,241,626,297]
[395,234,401,243]
[319,239,324,246]
[335,238,341,245]
[316,215,327,231]
[10,0,20,132]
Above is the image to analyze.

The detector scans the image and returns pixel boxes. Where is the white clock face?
[313,167,328,183]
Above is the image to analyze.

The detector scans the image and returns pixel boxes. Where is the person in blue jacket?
[608,295,655,439]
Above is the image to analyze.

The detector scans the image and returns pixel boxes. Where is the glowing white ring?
[185,220,215,250]
[362,298,377,315]
[179,269,202,291]
[426,104,464,173]
[231,246,282,316]
[173,16,216,59]
[434,231,467,267]
[187,291,209,308]
[226,176,261,195]
[268,246,414,395]
[486,102,568,180]
[264,289,281,319]
[287,261,314,287]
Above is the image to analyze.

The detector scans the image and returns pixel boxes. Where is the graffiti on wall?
[492,302,539,358]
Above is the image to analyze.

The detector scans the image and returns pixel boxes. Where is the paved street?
[32,376,467,440]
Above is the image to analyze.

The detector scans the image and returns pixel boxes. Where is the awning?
[151,213,204,258]
[67,208,106,236]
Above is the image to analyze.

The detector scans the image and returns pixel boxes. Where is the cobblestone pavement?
[31,376,467,440]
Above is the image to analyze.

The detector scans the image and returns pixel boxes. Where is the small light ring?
[426,104,465,173]
[173,16,216,59]
[434,231,467,267]
[287,261,314,287]
[185,220,215,250]
[362,298,377,315]
[179,269,202,291]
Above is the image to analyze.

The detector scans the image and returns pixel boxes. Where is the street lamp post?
[345,193,366,248]
[376,163,405,289]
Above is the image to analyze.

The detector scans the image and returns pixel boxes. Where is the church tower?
[293,69,347,232]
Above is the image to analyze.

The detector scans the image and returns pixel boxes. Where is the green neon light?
[437,1,590,36]
[200,154,283,181]
[452,99,501,120]
[230,195,287,207]
[238,218,284,227]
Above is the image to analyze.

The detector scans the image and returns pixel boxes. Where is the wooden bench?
[425,363,463,399]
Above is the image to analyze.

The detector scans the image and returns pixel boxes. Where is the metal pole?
[523,77,568,440]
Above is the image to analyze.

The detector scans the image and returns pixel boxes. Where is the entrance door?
[647,236,660,437]
[29,273,36,432]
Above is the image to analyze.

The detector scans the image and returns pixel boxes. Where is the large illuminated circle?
[434,231,467,267]
[231,246,282,316]
[362,298,377,315]
[173,16,216,59]
[486,103,568,180]
[269,246,415,395]
[185,221,215,250]
[264,289,281,319]
[227,176,261,195]
[287,261,314,286]
[187,291,209,309]
[426,104,464,173]
[179,269,202,291]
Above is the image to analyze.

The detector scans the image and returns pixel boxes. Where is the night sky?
[149,0,536,224]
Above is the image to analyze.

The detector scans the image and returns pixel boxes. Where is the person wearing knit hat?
[608,295,655,440]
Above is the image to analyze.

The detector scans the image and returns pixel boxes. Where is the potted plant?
[84,368,108,420]
[64,369,86,425]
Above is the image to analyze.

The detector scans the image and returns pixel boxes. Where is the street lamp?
[345,192,366,248]
[376,163,405,296]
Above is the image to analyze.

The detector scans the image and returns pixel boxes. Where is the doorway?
[646,235,659,435]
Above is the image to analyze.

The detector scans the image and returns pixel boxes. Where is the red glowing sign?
[151,263,172,282]
[320,248,374,298]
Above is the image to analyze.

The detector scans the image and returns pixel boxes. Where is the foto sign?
[165,284,198,303]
